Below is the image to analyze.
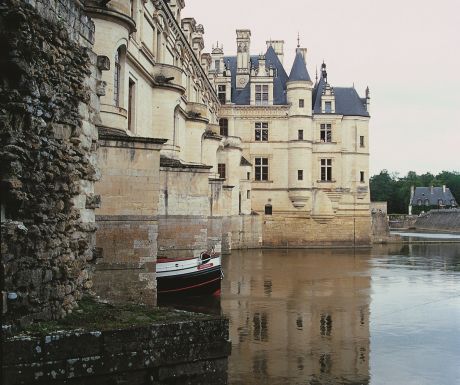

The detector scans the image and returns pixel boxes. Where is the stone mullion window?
[320,159,332,181]
[320,123,332,143]
[255,157,269,181]
[255,85,269,106]
[255,122,268,141]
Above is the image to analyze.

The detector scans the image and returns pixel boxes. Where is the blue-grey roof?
[313,76,370,117]
[288,50,311,82]
[224,48,368,116]
[411,187,458,206]
[224,46,288,105]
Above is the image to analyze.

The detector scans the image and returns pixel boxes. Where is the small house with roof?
[409,186,458,215]
[206,31,372,245]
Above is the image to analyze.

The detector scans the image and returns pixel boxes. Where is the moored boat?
[156,250,222,297]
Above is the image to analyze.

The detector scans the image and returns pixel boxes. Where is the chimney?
[443,185,446,193]
[266,40,284,64]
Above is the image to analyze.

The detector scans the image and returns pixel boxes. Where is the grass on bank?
[22,296,211,336]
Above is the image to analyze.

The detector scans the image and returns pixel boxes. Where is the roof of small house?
[410,187,458,206]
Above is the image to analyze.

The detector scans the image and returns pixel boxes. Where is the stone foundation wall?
[221,215,263,254]
[2,318,231,385]
[371,212,390,243]
[414,209,460,232]
[94,137,164,305]
[0,0,100,325]
[158,216,209,259]
[262,215,372,247]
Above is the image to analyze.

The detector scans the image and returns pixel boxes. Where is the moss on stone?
[21,296,211,335]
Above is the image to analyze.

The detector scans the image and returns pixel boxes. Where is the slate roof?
[288,50,311,82]
[312,76,370,117]
[224,46,288,105]
[410,187,458,206]
[223,47,369,117]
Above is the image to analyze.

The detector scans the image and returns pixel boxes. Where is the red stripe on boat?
[159,276,221,293]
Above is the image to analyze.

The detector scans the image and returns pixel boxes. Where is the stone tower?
[286,47,313,209]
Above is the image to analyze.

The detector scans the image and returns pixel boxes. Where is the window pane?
[255,130,261,141]
[263,85,268,91]
[255,158,261,165]
[262,158,268,165]
[262,122,268,128]
[262,129,268,141]
[255,122,261,128]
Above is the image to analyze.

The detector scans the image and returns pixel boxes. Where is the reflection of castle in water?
[222,249,371,385]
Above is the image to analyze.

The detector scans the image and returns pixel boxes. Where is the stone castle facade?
[1,0,372,320]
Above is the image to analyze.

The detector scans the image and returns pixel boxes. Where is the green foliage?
[370,170,460,214]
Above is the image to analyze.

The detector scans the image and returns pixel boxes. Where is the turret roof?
[288,50,311,82]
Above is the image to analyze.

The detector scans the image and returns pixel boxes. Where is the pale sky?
[184,0,460,176]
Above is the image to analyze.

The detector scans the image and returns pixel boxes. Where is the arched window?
[114,47,122,106]
[265,204,272,215]
[219,118,228,136]
[438,199,444,206]
[424,199,430,206]
[417,199,422,206]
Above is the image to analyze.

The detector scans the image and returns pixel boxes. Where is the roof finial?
[315,66,318,83]
[297,32,300,48]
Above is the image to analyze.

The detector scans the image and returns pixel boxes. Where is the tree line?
[370,170,460,214]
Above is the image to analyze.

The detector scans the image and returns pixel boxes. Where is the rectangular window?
[255,122,269,141]
[360,171,365,183]
[247,190,250,199]
[128,78,136,132]
[320,124,332,142]
[360,135,365,147]
[320,159,332,181]
[298,130,304,140]
[325,101,332,113]
[255,157,269,181]
[218,163,226,179]
[247,172,250,180]
[219,118,228,136]
[215,60,220,72]
[218,85,226,104]
[299,99,304,108]
[298,170,303,180]
[255,85,269,106]
[114,48,121,106]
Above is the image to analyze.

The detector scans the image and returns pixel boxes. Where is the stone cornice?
[154,0,219,107]
[220,105,290,119]
[85,5,136,34]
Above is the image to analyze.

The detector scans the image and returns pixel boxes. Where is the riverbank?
[2,298,231,385]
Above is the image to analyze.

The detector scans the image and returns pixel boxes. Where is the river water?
[221,241,460,385]
[163,238,460,385]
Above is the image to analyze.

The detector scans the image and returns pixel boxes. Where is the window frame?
[360,135,365,148]
[255,84,269,106]
[298,130,304,140]
[254,157,269,181]
[320,158,332,182]
[325,101,332,113]
[255,122,269,141]
[218,163,226,179]
[299,99,305,108]
[218,84,226,104]
[219,118,228,136]
[298,170,304,181]
[320,123,332,143]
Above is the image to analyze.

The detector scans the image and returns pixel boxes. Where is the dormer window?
[218,85,226,104]
[255,85,269,106]
[215,60,220,72]
[325,101,332,113]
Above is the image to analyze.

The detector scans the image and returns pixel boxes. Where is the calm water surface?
[162,241,460,384]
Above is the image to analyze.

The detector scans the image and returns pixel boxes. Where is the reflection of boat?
[156,251,222,297]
